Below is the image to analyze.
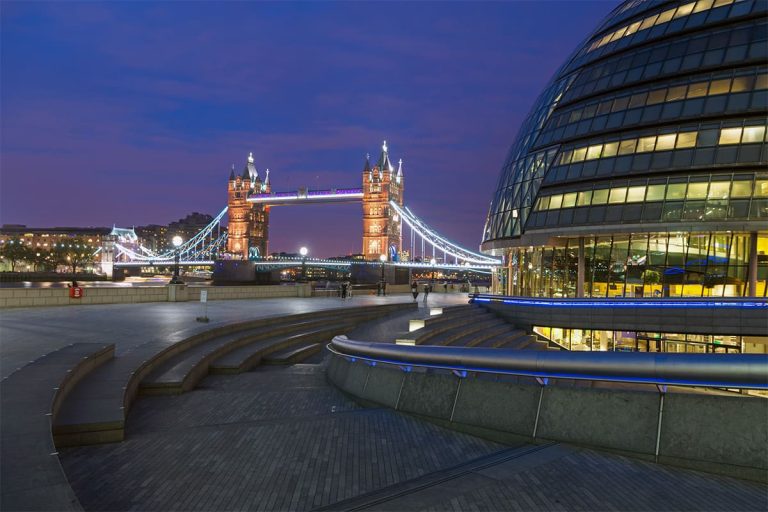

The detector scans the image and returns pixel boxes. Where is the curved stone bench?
[53,302,415,447]
[1,343,114,511]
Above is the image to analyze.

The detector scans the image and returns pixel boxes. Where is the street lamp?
[379,253,387,296]
[299,246,308,282]
[430,257,436,291]
[170,236,184,285]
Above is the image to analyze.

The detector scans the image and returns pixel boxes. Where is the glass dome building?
[482,0,767,301]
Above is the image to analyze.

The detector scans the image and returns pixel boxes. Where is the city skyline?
[2,1,617,257]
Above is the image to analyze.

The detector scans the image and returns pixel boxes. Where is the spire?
[363,153,371,172]
[264,169,270,191]
[396,158,403,183]
[241,163,250,180]
[229,164,235,181]
[377,140,392,176]
[246,151,258,180]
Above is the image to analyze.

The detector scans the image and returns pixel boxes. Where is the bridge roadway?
[2,295,766,510]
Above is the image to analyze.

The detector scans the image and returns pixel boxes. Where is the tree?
[30,250,53,272]
[0,238,33,272]
[51,239,97,275]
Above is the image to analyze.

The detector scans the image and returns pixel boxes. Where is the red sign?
[69,287,83,299]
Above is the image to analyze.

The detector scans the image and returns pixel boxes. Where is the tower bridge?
[110,141,501,273]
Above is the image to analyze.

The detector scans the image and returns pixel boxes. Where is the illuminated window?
[558,150,573,165]
[561,193,577,208]
[730,76,753,93]
[708,182,730,199]
[709,79,731,95]
[624,20,642,36]
[687,183,708,199]
[666,86,687,102]
[693,0,715,13]
[586,145,603,160]
[645,184,666,201]
[654,8,676,25]
[639,15,658,30]
[666,183,687,200]
[674,2,696,17]
[655,134,677,151]
[756,74,768,90]
[687,82,709,98]
[602,142,619,157]
[676,132,697,148]
[576,190,593,206]
[609,187,627,204]
[755,180,768,198]
[618,139,637,155]
[572,148,588,162]
[549,194,563,209]
[626,186,646,202]
[718,127,742,145]
[637,136,657,153]
[647,89,667,105]
[597,101,612,115]
[629,92,647,108]
[537,196,550,211]
[730,181,753,198]
[612,97,629,112]
[592,189,609,205]
[741,126,766,144]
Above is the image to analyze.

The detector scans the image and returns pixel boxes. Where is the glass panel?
[755,180,768,198]
[602,142,619,157]
[586,145,603,160]
[676,132,697,148]
[674,2,696,17]
[612,97,630,112]
[646,184,665,201]
[687,81,709,98]
[548,194,563,209]
[709,79,731,95]
[730,76,753,93]
[629,92,648,108]
[592,189,609,205]
[687,182,708,199]
[693,0,714,13]
[666,85,687,101]
[655,134,676,150]
[577,190,593,206]
[666,183,687,200]
[537,196,550,211]
[558,150,573,165]
[719,127,742,145]
[609,187,627,204]
[637,136,657,152]
[647,89,667,104]
[742,126,766,143]
[562,192,577,208]
[572,147,588,162]
[639,14,659,30]
[756,74,768,90]
[626,186,646,202]
[618,139,637,155]
[654,8,676,25]
[708,181,730,199]
[730,180,752,198]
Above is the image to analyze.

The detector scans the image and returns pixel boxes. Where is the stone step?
[210,326,351,374]
[444,323,517,347]
[425,317,509,346]
[408,305,480,332]
[475,330,529,348]
[262,342,323,365]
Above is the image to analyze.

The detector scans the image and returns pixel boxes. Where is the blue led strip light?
[470,295,768,309]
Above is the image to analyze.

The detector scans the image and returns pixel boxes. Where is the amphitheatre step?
[407,304,478,331]
[52,303,416,447]
[443,323,517,347]
[261,342,323,365]
[210,325,353,374]
[398,309,493,345]
[475,330,529,348]
[1,342,113,512]
[425,317,509,346]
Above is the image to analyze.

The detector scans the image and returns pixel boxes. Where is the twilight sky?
[1,0,618,257]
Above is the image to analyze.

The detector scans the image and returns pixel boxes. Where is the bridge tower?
[226,157,252,259]
[362,141,404,261]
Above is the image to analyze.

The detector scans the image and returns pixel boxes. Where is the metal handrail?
[469,293,768,309]
[328,336,768,390]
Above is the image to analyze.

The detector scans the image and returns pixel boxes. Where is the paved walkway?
[0,293,467,378]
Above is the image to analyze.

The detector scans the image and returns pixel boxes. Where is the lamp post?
[299,246,308,282]
[430,257,436,291]
[379,253,387,296]
[170,236,184,285]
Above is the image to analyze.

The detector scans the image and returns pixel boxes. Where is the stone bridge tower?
[226,152,271,259]
[362,141,404,261]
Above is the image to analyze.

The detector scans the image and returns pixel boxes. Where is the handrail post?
[532,377,549,440]
[449,370,467,422]
[655,384,667,463]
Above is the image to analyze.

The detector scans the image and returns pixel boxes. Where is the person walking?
[341,281,348,299]
[422,282,430,304]
[411,281,419,302]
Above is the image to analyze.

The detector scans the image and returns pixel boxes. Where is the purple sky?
[1,1,617,257]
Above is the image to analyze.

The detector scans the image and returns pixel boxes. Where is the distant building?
[226,153,270,259]
[362,141,404,261]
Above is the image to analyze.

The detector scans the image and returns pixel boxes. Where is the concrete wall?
[327,354,768,482]
[0,284,313,308]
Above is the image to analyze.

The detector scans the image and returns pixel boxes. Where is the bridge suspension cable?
[390,201,500,265]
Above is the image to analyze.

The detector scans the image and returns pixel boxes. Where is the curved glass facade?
[482,0,768,299]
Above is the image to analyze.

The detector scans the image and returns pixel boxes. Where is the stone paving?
[0,293,467,378]
[60,363,502,511]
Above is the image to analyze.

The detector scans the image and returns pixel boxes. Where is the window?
[687,182,708,199]
[731,76,753,93]
[687,82,708,98]
[577,190,593,206]
[549,194,563,209]
[693,0,714,13]
[646,184,665,201]
[755,180,768,198]
[562,193,577,208]
[618,139,637,155]
[718,127,742,145]
[637,136,657,152]
[609,187,627,204]
[666,85,687,101]
[730,181,752,198]
[572,148,588,162]
[676,132,697,148]
[558,150,573,165]
[655,134,677,150]
[674,2,696,17]
[537,196,550,211]
[709,79,731,95]
[666,183,687,200]
[626,186,646,202]
[654,8,676,25]
[756,74,768,90]
[592,189,609,205]
[601,142,619,159]
[708,182,730,199]
[742,126,766,144]
[612,97,630,112]
[586,145,603,160]
[629,92,648,108]
[647,89,667,104]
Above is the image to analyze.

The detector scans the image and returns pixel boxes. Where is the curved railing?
[468,294,768,309]
[328,336,768,390]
